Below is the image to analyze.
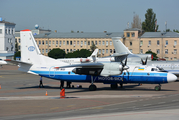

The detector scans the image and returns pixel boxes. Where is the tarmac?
[0,65,179,120]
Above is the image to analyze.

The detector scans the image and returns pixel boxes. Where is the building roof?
[34,32,124,38]
[124,28,141,31]
[15,33,20,37]
[0,53,14,57]
[0,20,16,25]
[140,32,179,38]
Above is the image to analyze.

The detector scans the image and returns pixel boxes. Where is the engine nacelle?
[80,58,91,63]
[100,63,123,76]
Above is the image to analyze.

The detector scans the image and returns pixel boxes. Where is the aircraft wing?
[60,62,104,68]
[5,59,32,65]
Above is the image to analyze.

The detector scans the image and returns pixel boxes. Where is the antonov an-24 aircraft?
[5,29,177,91]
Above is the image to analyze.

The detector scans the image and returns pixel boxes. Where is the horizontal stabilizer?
[5,59,32,65]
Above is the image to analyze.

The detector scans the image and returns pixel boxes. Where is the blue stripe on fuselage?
[30,70,168,84]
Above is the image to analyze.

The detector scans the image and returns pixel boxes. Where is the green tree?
[145,51,158,61]
[14,51,21,60]
[173,29,179,33]
[142,8,159,32]
[90,42,97,52]
[48,48,66,59]
[65,49,91,58]
[15,42,19,52]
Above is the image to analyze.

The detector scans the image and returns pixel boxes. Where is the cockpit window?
[151,68,158,71]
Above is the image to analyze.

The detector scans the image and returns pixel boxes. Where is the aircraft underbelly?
[32,70,168,84]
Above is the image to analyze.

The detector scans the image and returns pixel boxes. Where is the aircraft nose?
[167,73,177,82]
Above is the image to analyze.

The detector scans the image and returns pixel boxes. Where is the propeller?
[121,57,129,71]
[141,56,148,65]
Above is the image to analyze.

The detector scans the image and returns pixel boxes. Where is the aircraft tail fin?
[112,37,132,54]
[20,29,68,66]
[88,49,98,62]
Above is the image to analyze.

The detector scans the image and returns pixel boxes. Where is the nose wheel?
[89,76,97,91]
[155,85,161,91]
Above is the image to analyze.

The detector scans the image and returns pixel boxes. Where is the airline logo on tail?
[28,46,35,51]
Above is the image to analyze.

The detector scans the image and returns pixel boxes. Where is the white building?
[0,18,16,60]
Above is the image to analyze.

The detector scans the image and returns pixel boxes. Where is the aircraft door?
[49,66,56,78]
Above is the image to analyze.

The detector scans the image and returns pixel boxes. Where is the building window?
[165,40,168,45]
[46,49,48,53]
[39,41,41,45]
[113,49,115,53]
[59,41,61,46]
[15,38,17,42]
[88,41,90,45]
[53,41,55,45]
[84,41,86,45]
[99,41,101,45]
[95,41,97,45]
[132,33,135,37]
[56,40,58,45]
[174,40,177,46]
[91,41,94,45]
[174,49,177,54]
[165,49,168,54]
[157,49,160,54]
[5,28,8,34]
[148,40,151,46]
[127,32,130,37]
[70,41,72,45]
[49,41,51,45]
[19,39,21,43]
[106,41,108,46]
[157,40,160,45]
[67,49,69,53]
[49,49,51,52]
[19,46,20,50]
[70,49,72,52]
[102,49,105,54]
[74,49,76,51]
[0,29,2,34]
[174,57,177,60]
[102,41,105,45]
[42,41,44,45]
[42,49,44,54]
[110,41,112,45]
[106,49,108,53]
[81,41,83,46]
[67,41,69,45]
[63,41,65,45]
[140,49,143,54]
[99,49,101,54]
[129,49,132,53]
[130,41,132,46]
[77,41,79,45]
[140,40,143,46]
[110,49,112,53]
[46,41,48,45]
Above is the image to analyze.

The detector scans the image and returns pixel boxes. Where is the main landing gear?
[155,84,161,91]
[89,76,97,91]
[111,84,118,89]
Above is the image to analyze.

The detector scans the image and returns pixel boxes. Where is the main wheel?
[155,86,161,91]
[111,84,118,89]
[89,84,97,91]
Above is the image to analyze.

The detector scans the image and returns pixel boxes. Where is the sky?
[0,0,179,32]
